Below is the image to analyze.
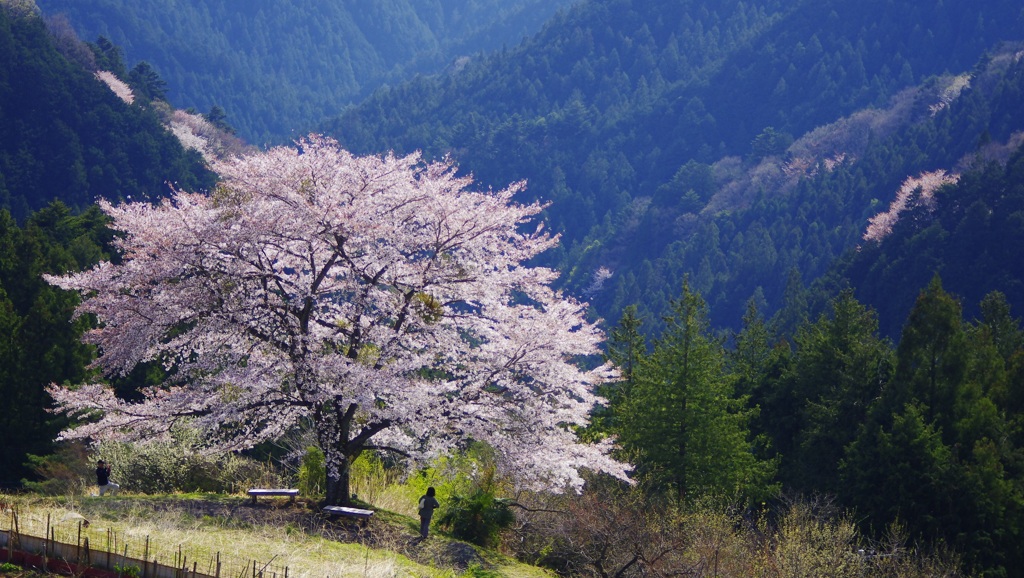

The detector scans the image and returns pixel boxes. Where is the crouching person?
[96,460,120,496]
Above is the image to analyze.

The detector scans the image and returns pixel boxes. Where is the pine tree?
[787,290,893,493]
[617,280,775,503]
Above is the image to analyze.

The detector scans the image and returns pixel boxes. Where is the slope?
[838,51,1024,338]
[324,0,1024,334]
[0,1,214,485]
[35,0,575,143]
[0,1,214,221]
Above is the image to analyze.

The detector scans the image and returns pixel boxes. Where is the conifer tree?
[616,280,774,503]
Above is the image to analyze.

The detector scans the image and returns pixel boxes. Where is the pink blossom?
[47,135,630,502]
[863,170,959,243]
[94,70,134,104]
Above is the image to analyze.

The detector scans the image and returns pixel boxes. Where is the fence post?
[45,513,51,558]
[144,535,150,578]
[6,508,12,563]
[215,551,221,578]
[12,509,20,553]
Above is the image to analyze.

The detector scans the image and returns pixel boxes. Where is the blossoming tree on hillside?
[47,135,628,505]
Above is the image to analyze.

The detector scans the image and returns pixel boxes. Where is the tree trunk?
[321,401,357,507]
[324,455,352,506]
[320,402,389,506]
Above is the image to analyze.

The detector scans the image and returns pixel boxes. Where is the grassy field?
[0,493,550,578]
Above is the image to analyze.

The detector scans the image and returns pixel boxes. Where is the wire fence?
[1,507,290,578]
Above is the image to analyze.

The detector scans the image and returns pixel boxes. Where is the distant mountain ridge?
[35,0,576,143]
[323,0,1024,335]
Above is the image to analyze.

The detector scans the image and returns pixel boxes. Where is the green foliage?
[846,138,1024,338]
[348,451,396,505]
[615,280,777,504]
[22,441,93,495]
[35,0,574,143]
[777,290,894,492]
[395,444,515,546]
[834,280,1024,576]
[585,304,646,440]
[97,425,286,494]
[0,2,210,485]
[127,60,167,102]
[325,0,1024,340]
[0,562,22,573]
[113,564,141,578]
[749,126,794,160]
[459,564,501,578]
[0,8,214,221]
[0,204,109,486]
[297,446,325,498]
[437,465,514,548]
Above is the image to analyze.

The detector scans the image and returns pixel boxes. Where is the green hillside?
[0,1,212,485]
[35,0,575,143]
[0,3,213,222]
[325,0,1024,335]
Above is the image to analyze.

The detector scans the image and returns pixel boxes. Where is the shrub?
[433,448,515,548]
[96,425,289,494]
[438,478,514,548]
[297,446,325,497]
[22,441,92,495]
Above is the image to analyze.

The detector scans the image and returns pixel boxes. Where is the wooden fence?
[1,508,289,578]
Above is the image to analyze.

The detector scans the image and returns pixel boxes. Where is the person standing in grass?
[96,460,119,496]
[418,487,440,538]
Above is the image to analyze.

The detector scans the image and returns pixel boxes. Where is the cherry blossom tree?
[46,135,628,505]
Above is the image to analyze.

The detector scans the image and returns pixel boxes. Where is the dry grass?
[0,493,549,578]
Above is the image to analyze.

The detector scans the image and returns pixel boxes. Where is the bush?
[438,478,514,548]
[96,425,289,494]
[22,441,93,495]
[431,446,515,548]
[297,446,325,498]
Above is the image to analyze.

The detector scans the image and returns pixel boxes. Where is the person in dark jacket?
[418,486,440,538]
[96,460,120,496]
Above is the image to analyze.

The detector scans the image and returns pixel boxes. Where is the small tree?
[47,135,628,505]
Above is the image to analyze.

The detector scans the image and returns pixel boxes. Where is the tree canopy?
[46,135,629,505]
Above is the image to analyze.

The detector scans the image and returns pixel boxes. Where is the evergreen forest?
[34,0,575,143]
[325,0,1024,337]
[3,0,1024,575]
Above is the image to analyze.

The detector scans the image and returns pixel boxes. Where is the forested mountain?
[35,0,575,143]
[325,0,1024,336]
[0,1,213,485]
[0,1,213,222]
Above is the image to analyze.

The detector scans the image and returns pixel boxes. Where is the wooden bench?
[322,505,374,525]
[247,488,299,505]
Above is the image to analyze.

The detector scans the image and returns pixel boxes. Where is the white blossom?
[47,135,630,502]
[94,70,134,104]
[863,170,959,243]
